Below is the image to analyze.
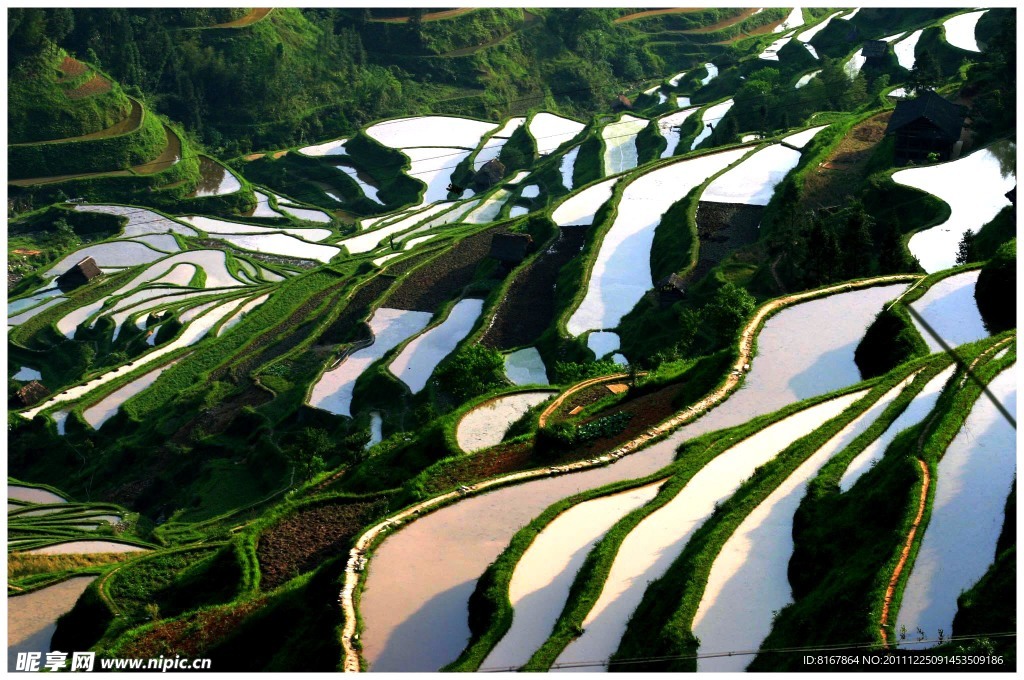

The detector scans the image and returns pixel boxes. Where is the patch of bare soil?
[257,500,387,591]
[479,226,586,349]
[383,226,504,312]
[802,111,892,209]
[690,201,764,282]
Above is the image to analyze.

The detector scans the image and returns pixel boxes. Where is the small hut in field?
[885,90,966,163]
[57,256,102,289]
[861,40,890,67]
[15,381,50,407]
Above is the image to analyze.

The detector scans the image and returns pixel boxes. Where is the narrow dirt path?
[614,8,702,23]
[681,7,760,33]
[339,273,919,672]
[373,8,476,24]
[209,8,273,29]
[879,457,930,647]
[538,372,632,428]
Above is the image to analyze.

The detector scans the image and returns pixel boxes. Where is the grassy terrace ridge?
[8,96,166,180]
[340,273,919,671]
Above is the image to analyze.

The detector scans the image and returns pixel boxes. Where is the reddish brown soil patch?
[614,8,701,23]
[58,57,87,81]
[716,16,786,44]
[422,441,535,494]
[802,111,892,209]
[681,7,759,33]
[272,150,289,159]
[65,74,112,99]
[210,8,273,28]
[257,500,387,591]
[373,8,476,23]
[383,226,504,312]
[244,153,265,161]
[480,226,586,349]
[11,249,42,256]
[170,381,272,445]
[117,599,265,658]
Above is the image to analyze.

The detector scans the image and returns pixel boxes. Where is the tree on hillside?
[839,202,874,278]
[908,51,940,92]
[956,228,976,265]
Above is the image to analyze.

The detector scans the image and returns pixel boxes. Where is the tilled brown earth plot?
[689,201,764,282]
[480,225,587,349]
[256,499,388,591]
[383,226,505,312]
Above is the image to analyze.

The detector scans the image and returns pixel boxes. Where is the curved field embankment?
[9,98,142,146]
[8,124,181,187]
[340,273,920,672]
[372,8,477,23]
[681,7,762,33]
[614,8,702,24]
[209,8,273,28]
[538,372,632,428]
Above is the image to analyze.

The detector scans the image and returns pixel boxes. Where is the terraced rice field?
[894,29,924,70]
[942,10,988,52]
[656,108,699,158]
[602,115,650,175]
[388,298,484,394]
[359,282,907,671]
[529,113,586,157]
[896,141,1016,273]
[691,99,733,149]
[895,365,1014,647]
[482,481,664,669]
[456,390,556,453]
[308,308,433,416]
[504,348,550,385]
[566,147,748,338]
[556,391,866,670]
[907,271,989,352]
[8,576,97,669]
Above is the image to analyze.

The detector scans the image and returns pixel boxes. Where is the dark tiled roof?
[16,381,50,407]
[885,90,966,142]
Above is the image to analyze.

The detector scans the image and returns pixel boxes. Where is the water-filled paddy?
[191,156,242,197]
[308,308,433,416]
[25,541,149,555]
[840,365,957,492]
[8,485,66,505]
[366,116,497,150]
[691,99,734,150]
[567,147,748,337]
[656,108,699,159]
[530,113,586,156]
[602,115,649,175]
[894,29,923,70]
[556,391,866,670]
[897,142,1016,273]
[504,347,549,386]
[551,178,617,227]
[8,576,96,669]
[795,70,821,88]
[694,379,913,671]
[701,144,799,205]
[942,10,987,52]
[908,271,989,353]
[360,283,905,671]
[299,137,348,156]
[483,481,664,669]
[388,299,484,394]
[456,390,556,453]
[560,147,580,190]
[896,365,1014,647]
